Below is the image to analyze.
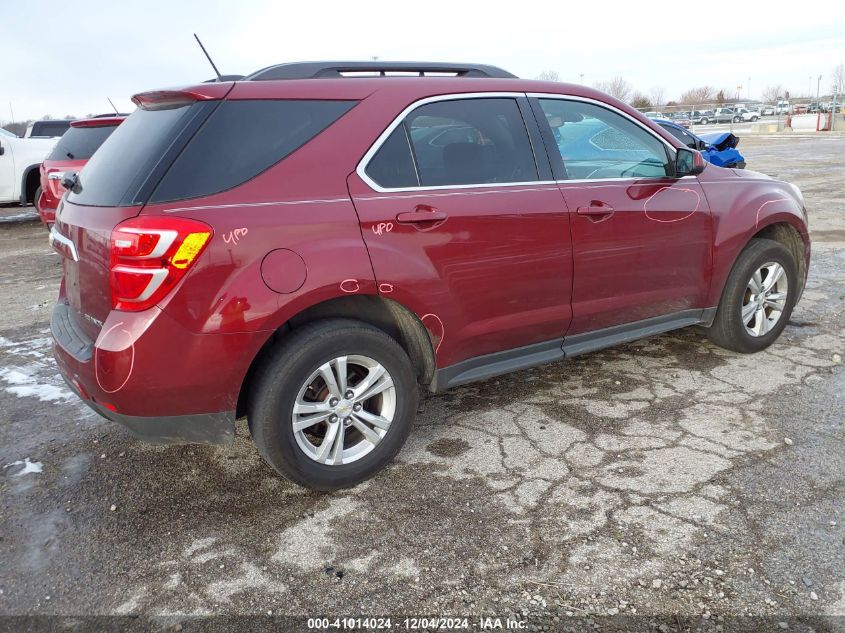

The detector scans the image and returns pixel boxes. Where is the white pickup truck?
[0,128,57,205]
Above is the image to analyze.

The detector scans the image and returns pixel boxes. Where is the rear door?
[531,96,712,335]
[349,95,573,368]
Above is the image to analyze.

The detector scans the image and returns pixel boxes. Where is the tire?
[752,116,758,122]
[248,319,418,490]
[706,238,798,353]
[701,118,709,125]
[34,187,42,211]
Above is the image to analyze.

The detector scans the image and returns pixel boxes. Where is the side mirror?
[675,147,705,177]
[0,142,4,156]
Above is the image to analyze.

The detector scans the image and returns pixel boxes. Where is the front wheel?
[248,319,418,490]
[701,118,709,125]
[706,238,798,353]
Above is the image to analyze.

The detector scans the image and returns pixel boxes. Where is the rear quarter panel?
[699,166,809,307]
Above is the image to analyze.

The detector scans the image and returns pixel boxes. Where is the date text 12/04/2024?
[306,616,528,629]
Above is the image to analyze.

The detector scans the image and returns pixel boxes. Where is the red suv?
[37,115,126,227]
[50,62,810,490]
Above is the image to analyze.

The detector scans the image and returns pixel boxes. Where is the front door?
[531,96,712,335]
[349,95,573,368]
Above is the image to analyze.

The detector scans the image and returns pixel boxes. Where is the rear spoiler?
[131,83,234,111]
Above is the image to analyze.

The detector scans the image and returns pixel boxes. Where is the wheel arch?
[235,295,436,419]
[709,217,809,310]
[20,163,41,205]
[751,220,808,296]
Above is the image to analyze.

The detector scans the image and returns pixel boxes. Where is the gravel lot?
[1,136,843,632]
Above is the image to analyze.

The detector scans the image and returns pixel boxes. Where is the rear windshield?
[68,99,356,207]
[69,104,202,207]
[31,121,72,137]
[47,125,119,161]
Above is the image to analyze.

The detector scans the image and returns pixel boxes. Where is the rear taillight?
[47,170,66,199]
[109,216,212,312]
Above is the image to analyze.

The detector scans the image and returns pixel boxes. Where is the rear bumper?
[51,301,262,444]
[66,377,234,445]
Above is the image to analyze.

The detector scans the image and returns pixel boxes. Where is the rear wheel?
[701,118,709,125]
[706,238,797,353]
[248,319,418,490]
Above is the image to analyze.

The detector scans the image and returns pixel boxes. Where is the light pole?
[579,73,584,84]
[817,75,822,102]
[808,75,812,97]
[748,77,751,101]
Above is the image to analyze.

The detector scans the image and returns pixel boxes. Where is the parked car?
[654,119,746,168]
[24,119,73,138]
[776,101,790,115]
[0,128,57,205]
[735,108,760,122]
[36,115,126,227]
[760,105,776,116]
[50,61,810,490]
[671,113,691,128]
[712,108,741,123]
[689,110,715,124]
[643,111,664,119]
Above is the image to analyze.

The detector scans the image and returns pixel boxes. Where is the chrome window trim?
[356,91,683,193]
[357,92,548,193]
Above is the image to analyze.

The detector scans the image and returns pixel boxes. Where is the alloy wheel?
[291,355,396,465]
[741,261,789,337]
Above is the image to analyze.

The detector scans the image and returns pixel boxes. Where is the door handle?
[396,206,448,224]
[576,202,614,221]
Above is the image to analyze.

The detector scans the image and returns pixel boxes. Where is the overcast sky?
[2,0,843,122]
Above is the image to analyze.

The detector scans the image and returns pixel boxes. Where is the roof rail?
[245,61,517,81]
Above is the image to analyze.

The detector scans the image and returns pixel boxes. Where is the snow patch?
[0,365,72,402]
[4,457,43,476]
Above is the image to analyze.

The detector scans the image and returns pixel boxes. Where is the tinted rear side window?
[150,100,356,203]
[69,104,204,207]
[365,125,419,188]
[47,125,119,161]
[405,98,538,187]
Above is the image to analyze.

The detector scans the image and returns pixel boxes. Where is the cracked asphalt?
[0,136,843,632]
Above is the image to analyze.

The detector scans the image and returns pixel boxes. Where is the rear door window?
[405,98,538,187]
[150,100,356,203]
[365,125,419,189]
[47,125,119,161]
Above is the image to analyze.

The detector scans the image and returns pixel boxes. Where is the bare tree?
[630,93,652,109]
[535,70,560,82]
[679,86,716,104]
[649,86,666,107]
[593,76,632,102]
[761,84,784,103]
[832,64,845,95]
